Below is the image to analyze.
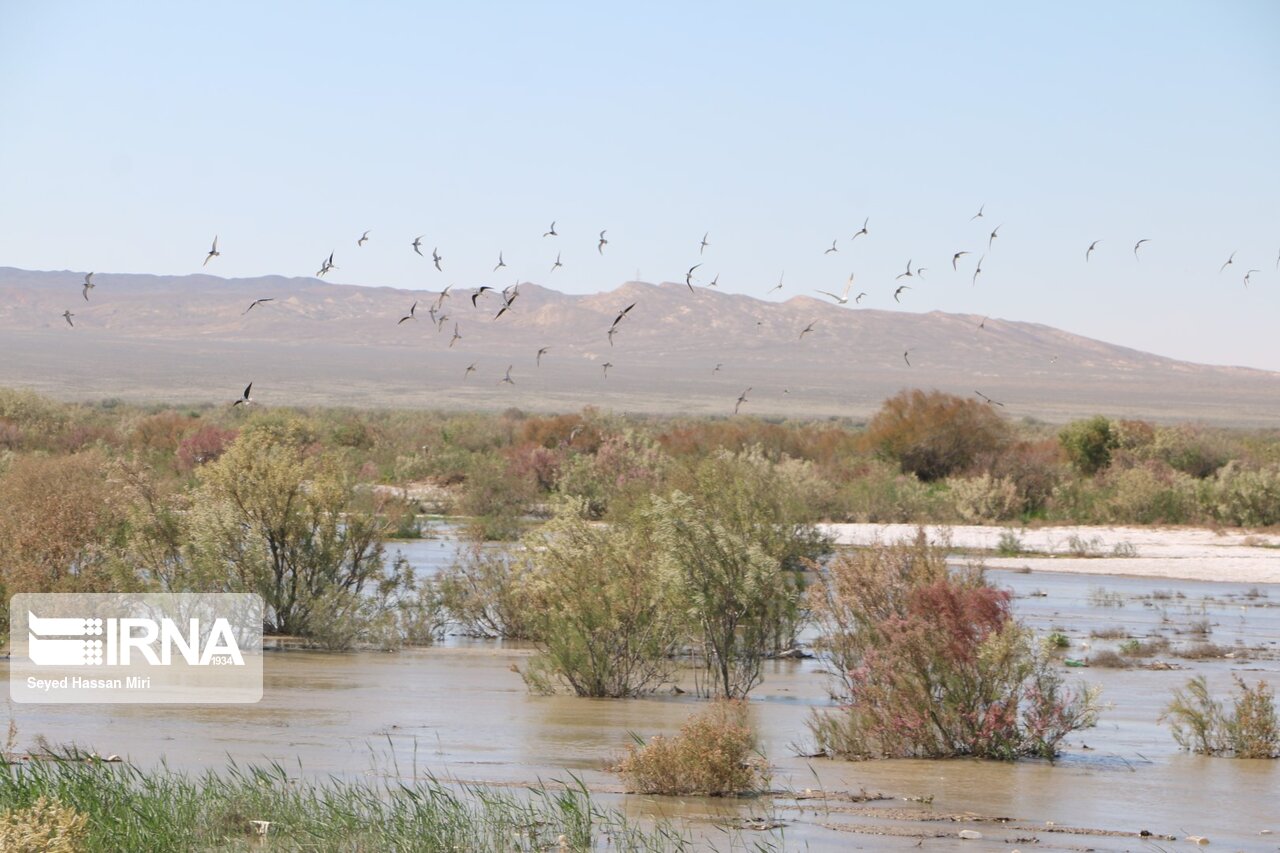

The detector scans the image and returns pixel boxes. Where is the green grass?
[0,751,708,851]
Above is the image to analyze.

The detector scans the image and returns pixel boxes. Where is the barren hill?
[2,267,1276,425]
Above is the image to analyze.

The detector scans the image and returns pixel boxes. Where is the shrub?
[0,451,129,606]
[1208,462,1280,527]
[0,796,87,853]
[1104,465,1198,525]
[614,701,768,796]
[949,474,1022,522]
[979,438,1064,516]
[175,425,238,472]
[807,534,1098,760]
[188,421,393,637]
[456,454,533,541]
[436,542,535,639]
[837,459,944,522]
[1087,650,1129,668]
[646,492,797,698]
[518,500,681,697]
[864,390,1010,482]
[1059,416,1117,475]
[1162,676,1279,758]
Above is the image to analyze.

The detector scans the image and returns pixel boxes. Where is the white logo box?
[9,593,262,704]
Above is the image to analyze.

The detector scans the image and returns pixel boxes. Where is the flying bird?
[471,286,493,307]
[1086,240,1101,262]
[854,291,867,303]
[536,346,550,367]
[464,363,476,379]
[895,260,913,280]
[203,235,220,266]
[894,284,911,303]
[432,247,443,272]
[952,251,970,271]
[493,251,506,272]
[799,321,816,339]
[769,272,784,293]
[62,309,75,327]
[903,350,912,367]
[988,225,1001,250]
[82,272,95,301]
[435,313,449,332]
[450,323,462,347]
[713,363,722,374]
[357,230,370,247]
[398,301,418,324]
[232,382,253,407]
[1219,251,1236,274]
[597,230,608,254]
[977,316,988,330]
[1243,269,1259,288]
[612,302,637,327]
[607,327,618,347]
[708,273,719,288]
[700,232,710,254]
[851,217,869,241]
[1133,238,1150,260]
[317,251,336,277]
[824,239,838,255]
[815,274,856,304]
[972,255,985,286]
[970,204,985,221]
[412,236,424,256]
[551,252,563,272]
[916,267,928,279]
[434,285,452,310]
[543,221,557,237]
[686,263,702,291]
[734,387,751,415]
[601,362,613,378]
[501,365,515,385]
[975,390,1005,407]
[242,298,273,315]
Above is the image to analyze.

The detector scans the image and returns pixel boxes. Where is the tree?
[0,451,130,602]
[646,492,791,698]
[1059,415,1117,475]
[864,390,1010,482]
[519,499,682,697]
[188,420,390,636]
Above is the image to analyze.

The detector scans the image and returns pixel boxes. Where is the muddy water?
[5,534,1278,851]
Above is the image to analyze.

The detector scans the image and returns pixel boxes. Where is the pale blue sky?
[2,1,1277,368]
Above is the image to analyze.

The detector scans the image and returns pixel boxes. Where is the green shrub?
[436,542,535,640]
[518,500,681,698]
[1208,462,1280,527]
[1059,416,1117,475]
[1162,676,1279,758]
[614,701,768,796]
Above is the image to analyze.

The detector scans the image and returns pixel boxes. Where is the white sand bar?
[820,524,1280,585]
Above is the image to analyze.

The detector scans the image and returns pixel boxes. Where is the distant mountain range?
[2,267,1277,425]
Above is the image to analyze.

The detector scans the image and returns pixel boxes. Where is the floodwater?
[5,529,1278,851]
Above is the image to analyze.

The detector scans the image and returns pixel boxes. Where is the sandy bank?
[819,523,1280,585]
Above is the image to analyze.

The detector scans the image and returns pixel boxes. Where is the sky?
[2,1,1278,369]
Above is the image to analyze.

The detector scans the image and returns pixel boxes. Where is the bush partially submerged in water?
[614,701,769,796]
[807,533,1099,760]
[1161,676,1279,758]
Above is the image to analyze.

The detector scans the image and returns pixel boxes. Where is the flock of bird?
[58,209,1277,414]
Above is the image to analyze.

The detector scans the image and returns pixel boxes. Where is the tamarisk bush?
[807,533,1099,760]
